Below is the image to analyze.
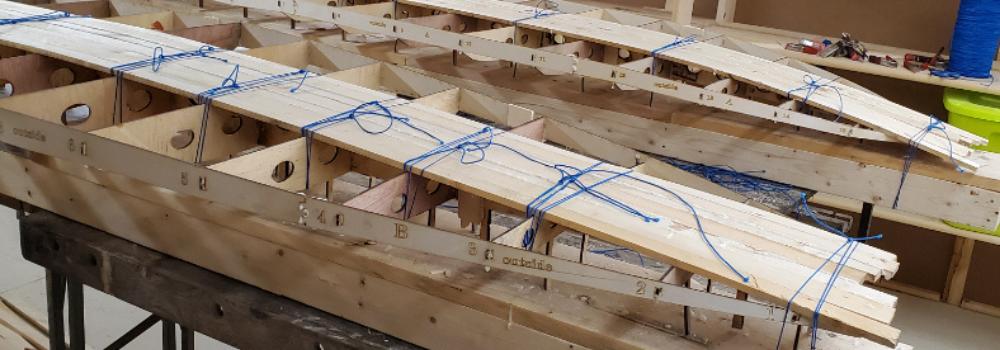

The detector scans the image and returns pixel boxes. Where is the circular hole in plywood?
[319,146,340,165]
[327,0,337,6]
[552,34,565,44]
[346,0,354,5]
[400,10,409,18]
[458,22,467,32]
[391,194,407,213]
[520,34,528,44]
[126,89,152,112]
[505,38,513,44]
[383,13,391,18]
[426,180,441,194]
[222,115,243,135]
[618,48,631,59]
[0,79,13,98]
[60,104,91,126]
[442,24,451,31]
[170,129,194,149]
[586,47,594,58]
[491,22,502,29]
[50,68,75,87]
[271,161,295,183]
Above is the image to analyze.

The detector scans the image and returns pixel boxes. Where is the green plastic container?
[943,87,1000,235]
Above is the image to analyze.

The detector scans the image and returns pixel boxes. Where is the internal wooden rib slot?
[208,137,350,191]
[381,63,456,97]
[248,38,379,74]
[107,11,177,31]
[209,138,308,190]
[543,118,636,167]
[325,63,382,90]
[346,172,457,219]
[413,88,460,114]
[461,27,514,61]
[0,77,114,131]
[705,78,737,94]
[457,88,535,127]
[92,106,258,163]
[0,53,99,97]
[167,23,242,50]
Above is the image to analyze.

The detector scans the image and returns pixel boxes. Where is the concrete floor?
[2,206,1000,349]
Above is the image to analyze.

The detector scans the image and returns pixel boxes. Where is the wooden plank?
[943,237,976,305]
[0,4,899,344]
[0,302,48,350]
[167,23,242,49]
[668,0,693,25]
[0,53,100,97]
[716,0,737,24]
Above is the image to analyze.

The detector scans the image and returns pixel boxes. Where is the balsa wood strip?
[391,0,985,170]
[0,1,897,344]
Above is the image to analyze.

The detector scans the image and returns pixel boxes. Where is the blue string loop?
[0,10,85,25]
[893,115,964,209]
[786,75,845,122]
[775,194,883,350]
[649,34,695,74]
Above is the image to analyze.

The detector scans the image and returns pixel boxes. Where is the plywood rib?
[0,1,897,345]
[398,0,985,170]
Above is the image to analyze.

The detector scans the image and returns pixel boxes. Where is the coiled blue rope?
[0,10,85,25]
[940,0,1000,79]
[786,75,844,122]
[892,115,964,209]
[775,193,882,350]
[649,34,696,74]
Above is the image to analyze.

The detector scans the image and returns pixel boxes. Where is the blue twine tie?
[513,0,562,27]
[110,46,229,126]
[299,100,443,189]
[775,193,883,350]
[786,75,845,122]
[649,34,695,74]
[191,65,311,163]
[0,10,85,25]
[892,115,963,209]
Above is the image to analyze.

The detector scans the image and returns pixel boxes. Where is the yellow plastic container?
[943,87,1000,235]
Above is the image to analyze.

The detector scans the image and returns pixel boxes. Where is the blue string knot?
[776,193,884,350]
[892,115,963,209]
[786,75,844,122]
